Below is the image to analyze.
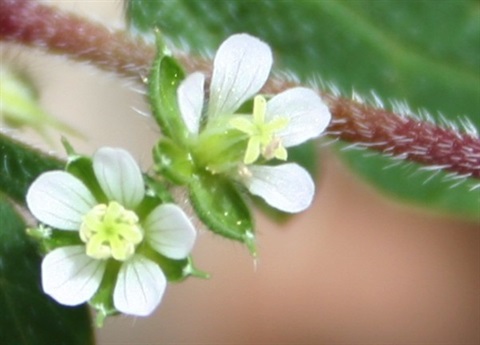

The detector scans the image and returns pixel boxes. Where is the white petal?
[266,87,331,147]
[143,203,196,260]
[113,255,166,316]
[41,245,106,306]
[208,33,272,118]
[177,72,205,135]
[244,164,315,213]
[93,147,144,209]
[26,171,96,230]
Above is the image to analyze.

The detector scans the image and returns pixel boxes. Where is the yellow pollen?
[230,95,289,164]
[80,201,143,261]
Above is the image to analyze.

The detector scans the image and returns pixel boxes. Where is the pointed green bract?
[0,198,94,345]
[189,173,256,254]
[148,46,189,145]
[142,244,209,282]
[89,260,121,327]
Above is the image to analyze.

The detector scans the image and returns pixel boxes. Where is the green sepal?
[62,141,105,201]
[153,139,195,185]
[89,260,121,327]
[144,175,175,204]
[181,257,210,280]
[194,128,246,173]
[136,182,173,219]
[27,226,82,253]
[148,38,188,144]
[140,243,209,282]
[135,174,176,218]
[189,173,256,255]
[65,155,107,203]
[155,254,208,282]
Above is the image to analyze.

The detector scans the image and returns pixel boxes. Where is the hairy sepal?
[148,41,188,144]
[189,173,256,255]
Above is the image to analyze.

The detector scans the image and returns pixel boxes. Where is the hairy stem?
[1,0,479,179]
[0,0,155,79]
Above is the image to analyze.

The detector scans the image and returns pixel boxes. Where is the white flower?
[26,147,196,317]
[176,33,331,213]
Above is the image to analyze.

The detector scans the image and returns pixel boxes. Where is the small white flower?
[26,147,196,317]
[176,33,331,213]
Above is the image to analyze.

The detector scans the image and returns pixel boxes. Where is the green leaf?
[189,174,255,254]
[0,198,94,345]
[126,0,162,35]
[0,133,63,204]
[148,48,188,144]
[126,0,480,220]
[339,146,480,222]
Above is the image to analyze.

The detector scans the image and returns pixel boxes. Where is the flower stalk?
[1,0,479,179]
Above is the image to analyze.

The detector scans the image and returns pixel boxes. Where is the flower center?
[80,201,143,261]
[230,95,289,164]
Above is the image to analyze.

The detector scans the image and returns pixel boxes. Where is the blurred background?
[2,1,478,344]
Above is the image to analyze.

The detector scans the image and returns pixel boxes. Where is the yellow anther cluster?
[80,201,143,261]
[230,95,288,164]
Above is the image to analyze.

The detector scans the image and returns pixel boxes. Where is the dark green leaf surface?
[0,133,62,204]
[0,198,94,345]
[127,0,480,220]
[339,147,480,222]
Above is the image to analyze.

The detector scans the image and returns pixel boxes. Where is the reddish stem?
[0,0,155,79]
[325,96,480,178]
[1,0,479,179]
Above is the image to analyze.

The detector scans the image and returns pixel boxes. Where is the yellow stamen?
[80,201,143,261]
[230,95,289,164]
